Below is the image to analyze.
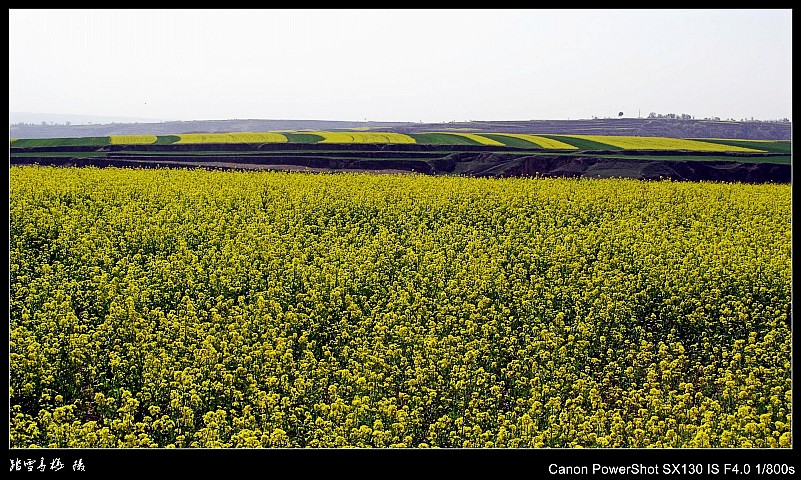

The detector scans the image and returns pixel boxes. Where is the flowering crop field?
[109,135,158,145]
[175,133,288,144]
[407,133,484,146]
[424,132,507,147]
[11,133,788,153]
[691,139,792,154]
[9,166,791,448]
[308,132,417,144]
[560,135,764,152]
[492,134,580,150]
[531,135,627,151]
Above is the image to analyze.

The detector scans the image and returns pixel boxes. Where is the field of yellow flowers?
[559,135,763,152]
[175,132,288,144]
[309,132,416,144]
[9,166,791,448]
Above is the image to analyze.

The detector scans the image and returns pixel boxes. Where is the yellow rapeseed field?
[109,135,158,145]
[9,166,791,448]
[495,134,579,149]
[176,132,288,144]
[428,132,507,146]
[561,135,765,152]
[310,132,416,144]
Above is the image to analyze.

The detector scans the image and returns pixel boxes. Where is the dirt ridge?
[11,153,790,183]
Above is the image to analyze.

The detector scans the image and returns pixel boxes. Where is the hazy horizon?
[9,9,793,123]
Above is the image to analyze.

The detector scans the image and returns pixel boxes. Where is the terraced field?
[110,135,158,145]
[532,135,626,151]
[556,135,765,152]
[486,134,580,150]
[175,132,288,144]
[10,137,110,148]
[689,139,792,154]
[407,133,483,146]
[308,132,416,144]
[9,132,789,152]
[9,132,791,183]
[424,132,507,147]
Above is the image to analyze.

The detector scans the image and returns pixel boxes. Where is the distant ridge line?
[9,118,792,141]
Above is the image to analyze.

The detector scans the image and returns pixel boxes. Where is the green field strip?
[477,134,543,149]
[10,152,106,158]
[495,134,579,149]
[154,135,181,145]
[9,137,110,148]
[440,133,506,146]
[535,135,624,150]
[408,133,485,146]
[692,139,791,154]
[283,133,326,144]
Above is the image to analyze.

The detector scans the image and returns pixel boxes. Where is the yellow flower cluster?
[9,166,791,448]
[308,132,416,144]
[176,133,288,144]
[562,135,764,152]
[109,135,158,145]
[495,134,578,150]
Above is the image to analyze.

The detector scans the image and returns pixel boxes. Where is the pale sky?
[8,9,793,123]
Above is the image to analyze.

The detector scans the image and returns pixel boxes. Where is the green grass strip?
[154,135,181,145]
[10,137,110,148]
[283,133,326,144]
[10,152,106,157]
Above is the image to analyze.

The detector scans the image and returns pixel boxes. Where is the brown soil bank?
[11,154,790,183]
[506,156,790,183]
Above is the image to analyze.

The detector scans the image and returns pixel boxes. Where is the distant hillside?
[405,118,793,141]
[9,119,412,139]
[9,118,792,141]
[9,112,171,126]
